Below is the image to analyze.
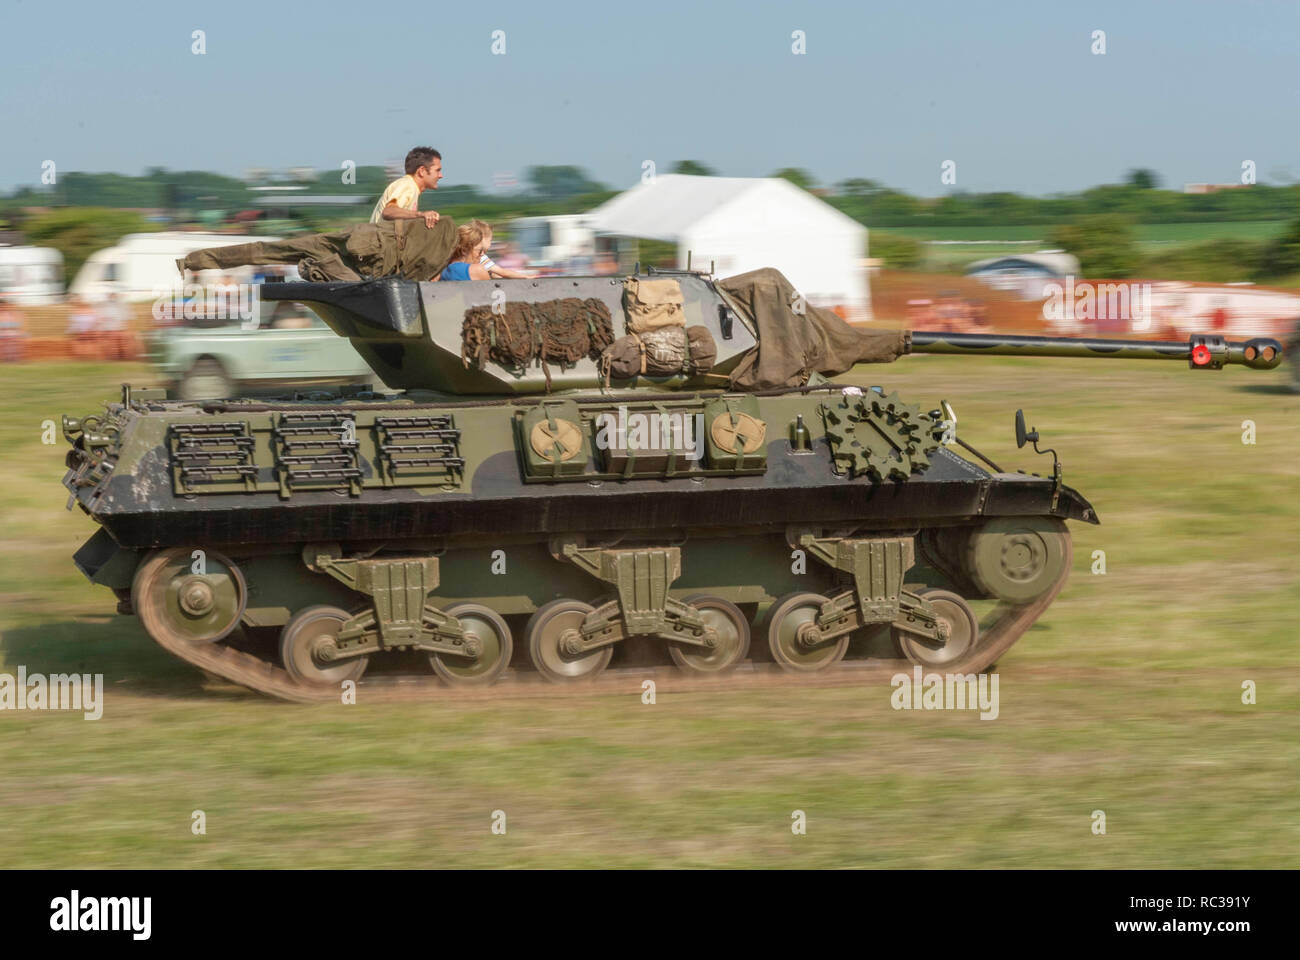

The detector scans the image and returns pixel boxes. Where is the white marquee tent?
[588,175,871,317]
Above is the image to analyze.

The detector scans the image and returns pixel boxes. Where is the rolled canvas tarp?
[719,267,907,389]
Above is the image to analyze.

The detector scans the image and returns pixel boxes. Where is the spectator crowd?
[0,291,141,363]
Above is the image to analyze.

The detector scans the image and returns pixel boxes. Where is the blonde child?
[438,223,492,281]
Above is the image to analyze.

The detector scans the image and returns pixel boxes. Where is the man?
[370,147,443,226]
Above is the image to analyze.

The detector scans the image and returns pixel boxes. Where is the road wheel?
[766,592,848,673]
[898,588,979,668]
[526,599,610,683]
[431,603,512,686]
[280,605,368,687]
[668,595,750,674]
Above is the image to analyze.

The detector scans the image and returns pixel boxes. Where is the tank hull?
[69,393,1094,551]
[60,382,1091,700]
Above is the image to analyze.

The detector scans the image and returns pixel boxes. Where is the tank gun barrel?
[909,331,1283,371]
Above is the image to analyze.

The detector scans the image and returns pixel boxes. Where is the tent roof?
[588,175,864,242]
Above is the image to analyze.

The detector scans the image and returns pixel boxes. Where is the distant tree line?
[6,163,1297,229]
[8,162,1300,284]
[867,212,1300,282]
[828,181,1300,228]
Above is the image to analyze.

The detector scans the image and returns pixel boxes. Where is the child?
[370,147,443,226]
[439,223,492,281]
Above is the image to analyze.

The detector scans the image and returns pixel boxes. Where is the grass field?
[873,221,1294,274]
[874,221,1291,244]
[1,359,1297,868]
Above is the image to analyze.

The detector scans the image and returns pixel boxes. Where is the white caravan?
[70,233,279,302]
[0,245,65,304]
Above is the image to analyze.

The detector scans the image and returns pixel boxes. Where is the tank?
[58,270,1284,701]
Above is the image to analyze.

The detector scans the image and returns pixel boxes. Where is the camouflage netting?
[177,218,458,283]
[462,298,615,389]
[718,267,910,390]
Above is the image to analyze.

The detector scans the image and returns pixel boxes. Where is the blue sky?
[1,0,1296,196]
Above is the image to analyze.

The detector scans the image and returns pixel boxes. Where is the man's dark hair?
[405,146,441,175]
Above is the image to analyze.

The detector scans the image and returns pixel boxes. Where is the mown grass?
[0,358,1296,868]
[874,221,1295,275]
[874,221,1291,245]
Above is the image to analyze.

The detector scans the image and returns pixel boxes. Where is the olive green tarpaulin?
[177,218,458,283]
[718,267,909,390]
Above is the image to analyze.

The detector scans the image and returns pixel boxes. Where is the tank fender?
[72,528,143,589]
[1056,484,1100,524]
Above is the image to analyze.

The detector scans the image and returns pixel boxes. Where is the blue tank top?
[440,262,471,281]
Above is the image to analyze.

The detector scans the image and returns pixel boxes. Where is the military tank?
[59,268,1283,701]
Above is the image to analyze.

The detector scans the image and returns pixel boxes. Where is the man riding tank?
[370,146,444,228]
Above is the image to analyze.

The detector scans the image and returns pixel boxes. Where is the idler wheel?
[132,546,247,647]
[668,595,751,675]
[526,599,610,683]
[766,592,848,673]
[431,603,513,686]
[280,605,369,687]
[898,588,979,668]
[966,517,1070,604]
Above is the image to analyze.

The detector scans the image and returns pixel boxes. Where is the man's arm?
[381,202,440,227]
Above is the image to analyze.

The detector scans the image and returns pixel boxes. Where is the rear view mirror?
[1015,409,1039,449]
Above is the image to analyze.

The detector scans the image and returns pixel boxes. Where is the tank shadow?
[0,617,257,702]
[1235,382,1298,396]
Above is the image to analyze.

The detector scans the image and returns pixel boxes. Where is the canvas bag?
[601,325,717,382]
[623,277,685,333]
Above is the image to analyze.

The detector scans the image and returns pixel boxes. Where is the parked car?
[151,299,379,400]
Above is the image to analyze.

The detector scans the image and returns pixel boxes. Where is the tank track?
[141,537,1071,703]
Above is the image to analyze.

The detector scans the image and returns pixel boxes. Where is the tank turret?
[261,273,1283,397]
[261,273,757,395]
